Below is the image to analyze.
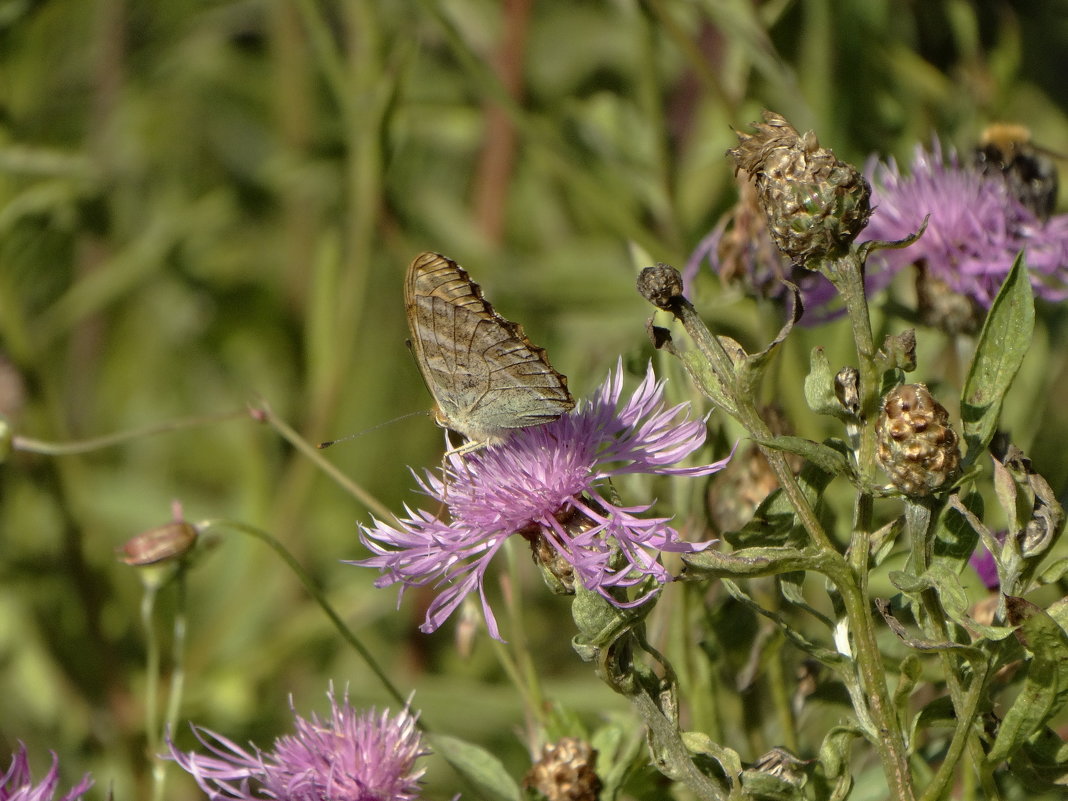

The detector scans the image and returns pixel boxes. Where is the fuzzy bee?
[973,123,1060,219]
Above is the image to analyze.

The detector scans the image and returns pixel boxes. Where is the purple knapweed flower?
[167,688,427,801]
[863,140,1068,308]
[0,744,92,801]
[355,361,730,640]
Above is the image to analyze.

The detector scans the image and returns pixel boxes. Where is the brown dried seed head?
[523,737,602,801]
[876,383,961,497]
[728,111,871,266]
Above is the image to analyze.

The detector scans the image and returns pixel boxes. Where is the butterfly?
[404,252,575,449]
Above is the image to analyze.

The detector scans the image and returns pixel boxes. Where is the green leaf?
[682,546,818,579]
[987,597,1068,763]
[430,734,521,801]
[740,768,805,801]
[724,457,838,548]
[892,655,923,722]
[912,695,958,731]
[1009,726,1068,790]
[721,579,845,667]
[931,491,982,575]
[752,435,850,477]
[680,731,742,780]
[888,565,1016,641]
[816,726,861,801]
[961,252,1035,460]
[1040,558,1068,586]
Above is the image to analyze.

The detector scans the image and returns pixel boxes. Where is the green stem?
[822,250,915,800]
[141,582,163,801]
[257,401,392,520]
[668,294,836,553]
[827,560,915,800]
[12,410,251,456]
[904,499,997,801]
[662,256,916,797]
[197,518,409,711]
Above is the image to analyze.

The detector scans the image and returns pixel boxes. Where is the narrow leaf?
[987,598,1068,763]
[753,435,850,476]
[961,253,1034,459]
[430,734,521,801]
[682,545,817,578]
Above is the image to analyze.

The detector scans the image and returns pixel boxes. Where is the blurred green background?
[3,1,1068,798]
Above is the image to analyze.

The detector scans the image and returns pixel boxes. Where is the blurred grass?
[3,1,1068,798]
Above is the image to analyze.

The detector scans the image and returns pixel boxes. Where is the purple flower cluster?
[0,745,91,801]
[167,688,427,801]
[862,140,1068,307]
[355,361,729,640]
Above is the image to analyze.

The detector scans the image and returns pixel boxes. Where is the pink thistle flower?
[354,361,730,640]
[0,745,92,801]
[167,688,427,801]
[863,140,1068,307]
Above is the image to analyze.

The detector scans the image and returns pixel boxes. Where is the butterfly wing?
[405,252,574,444]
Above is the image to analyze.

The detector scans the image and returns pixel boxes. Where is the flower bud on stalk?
[876,384,961,497]
[119,520,199,566]
[729,111,872,266]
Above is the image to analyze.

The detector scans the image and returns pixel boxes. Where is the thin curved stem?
[197,518,409,713]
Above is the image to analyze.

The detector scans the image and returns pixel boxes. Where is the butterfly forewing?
[405,252,575,445]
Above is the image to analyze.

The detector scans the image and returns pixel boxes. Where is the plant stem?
[197,518,410,712]
[904,500,997,801]
[822,250,916,800]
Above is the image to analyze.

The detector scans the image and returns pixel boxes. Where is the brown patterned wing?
[405,252,575,445]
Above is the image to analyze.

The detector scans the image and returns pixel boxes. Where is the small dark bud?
[120,520,198,566]
[523,737,602,801]
[637,263,685,311]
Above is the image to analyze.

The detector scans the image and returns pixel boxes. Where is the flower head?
[354,361,729,640]
[729,111,872,266]
[0,745,92,801]
[863,139,1068,314]
[167,688,427,801]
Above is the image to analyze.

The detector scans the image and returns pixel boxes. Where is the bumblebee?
[973,123,1060,219]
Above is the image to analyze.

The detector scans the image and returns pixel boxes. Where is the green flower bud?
[729,111,872,266]
[876,384,960,497]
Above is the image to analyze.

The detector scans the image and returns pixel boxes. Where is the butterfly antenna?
[318,410,431,449]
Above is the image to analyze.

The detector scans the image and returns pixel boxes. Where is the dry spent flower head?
[729,111,872,266]
[876,383,960,497]
[0,744,92,801]
[523,737,602,801]
[167,687,428,801]
[354,361,729,640]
